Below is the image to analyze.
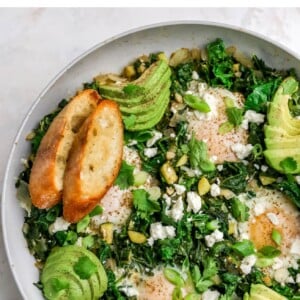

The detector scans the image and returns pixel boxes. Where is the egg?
[186,83,248,163]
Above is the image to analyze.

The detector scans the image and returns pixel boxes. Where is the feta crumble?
[146,131,163,147]
[290,238,300,255]
[49,217,70,234]
[202,289,220,300]
[205,229,224,247]
[171,197,184,221]
[173,184,186,195]
[186,191,202,213]
[240,255,257,275]
[241,110,265,130]
[210,183,221,197]
[266,212,279,226]
[144,147,158,158]
[231,143,253,160]
[295,176,300,185]
[149,222,176,241]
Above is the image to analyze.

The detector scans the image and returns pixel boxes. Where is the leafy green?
[226,107,243,127]
[183,94,211,112]
[73,256,97,279]
[89,205,103,217]
[220,162,248,193]
[232,240,255,257]
[132,189,160,220]
[244,80,280,112]
[206,38,234,88]
[279,157,298,173]
[273,175,300,208]
[171,62,194,94]
[114,160,135,190]
[188,135,215,172]
[164,267,185,287]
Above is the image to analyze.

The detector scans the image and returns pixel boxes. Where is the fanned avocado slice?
[98,59,172,131]
[244,284,287,300]
[99,66,171,106]
[264,77,300,174]
[41,245,107,300]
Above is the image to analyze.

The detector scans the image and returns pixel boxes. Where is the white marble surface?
[0,7,299,300]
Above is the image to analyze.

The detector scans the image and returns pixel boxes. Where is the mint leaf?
[123,84,144,96]
[133,189,160,219]
[232,240,255,257]
[73,256,97,279]
[279,157,297,173]
[114,160,134,190]
[183,94,211,113]
[226,107,243,127]
[123,115,136,128]
[188,135,215,172]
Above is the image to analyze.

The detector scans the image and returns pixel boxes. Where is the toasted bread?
[29,89,101,209]
[63,100,124,223]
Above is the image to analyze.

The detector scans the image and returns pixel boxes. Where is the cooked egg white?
[186,81,248,163]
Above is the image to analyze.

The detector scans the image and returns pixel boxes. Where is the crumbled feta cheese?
[186,191,202,213]
[295,176,300,185]
[173,184,186,195]
[170,133,176,138]
[210,183,221,197]
[181,166,202,177]
[241,110,265,129]
[205,229,224,247]
[290,239,300,255]
[149,222,176,241]
[49,217,70,234]
[146,131,163,147]
[144,147,158,158]
[119,285,139,297]
[210,155,218,163]
[202,289,220,300]
[266,212,279,225]
[272,257,285,270]
[261,165,268,172]
[231,143,253,160]
[254,164,260,170]
[296,274,300,283]
[253,202,266,216]
[192,71,199,80]
[240,255,257,275]
[274,268,290,285]
[217,164,223,171]
[171,197,184,221]
[163,193,172,207]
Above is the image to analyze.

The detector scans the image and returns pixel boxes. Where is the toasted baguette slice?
[29,89,101,209]
[63,100,124,223]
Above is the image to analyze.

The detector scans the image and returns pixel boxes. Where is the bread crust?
[63,100,124,223]
[29,89,100,209]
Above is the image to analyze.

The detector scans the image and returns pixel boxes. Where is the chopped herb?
[271,229,282,246]
[229,197,249,222]
[73,256,97,279]
[183,94,211,112]
[258,246,281,258]
[76,215,90,233]
[232,240,255,257]
[114,160,135,190]
[226,107,243,127]
[279,157,298,173]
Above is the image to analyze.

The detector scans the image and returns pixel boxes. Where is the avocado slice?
[264,148,300,174]
[97,59,172,131]
[99,66,171,106]
[245,284,287,300]
[41,245,107,300]
[265,135,300,149]
[264,77,300,173]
